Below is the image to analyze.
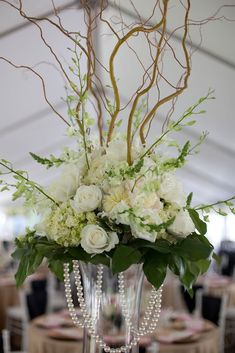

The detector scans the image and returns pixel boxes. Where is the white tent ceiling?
[0,0,235,210]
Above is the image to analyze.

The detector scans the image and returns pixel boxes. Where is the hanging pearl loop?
[63,261,162,353]
[118,272,163,336]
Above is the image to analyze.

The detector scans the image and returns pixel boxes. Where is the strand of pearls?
[118,272,162,337]
[138,286,162,336]
[64,263,84,327]
[64,262,162,353]
[73,260,103,331]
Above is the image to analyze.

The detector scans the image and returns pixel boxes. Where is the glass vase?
[80,262,145,353]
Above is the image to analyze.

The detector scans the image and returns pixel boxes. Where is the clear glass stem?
[80,263,144,353]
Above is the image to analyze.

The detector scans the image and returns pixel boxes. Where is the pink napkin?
[157,329,195,343]
[104,335,152,347]
[35,314,68,328]
[169,313,205,333]
[47,328,83,340]
[184,318,204,332]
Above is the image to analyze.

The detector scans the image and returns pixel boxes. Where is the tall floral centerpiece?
[0,1,235,352]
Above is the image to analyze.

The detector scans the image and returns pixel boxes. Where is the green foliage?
[0,159,57,205]
[106,158,144,181]
[186,192,193,207]
[112,245,142,273]
[48,260,65,281]
[194,196,235,218]
[143,251,168,289]
[188,209,207,235]
[142,217,175,233]
[12,224,214,294]
[172,233,213,261]
[161,141,191,171]
[141,89,215,159]
[212,252,221,266]
[90,254,110,267]
[30,152,64,168]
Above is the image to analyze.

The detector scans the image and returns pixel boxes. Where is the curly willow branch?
[126,0,169,165]
[106,1,167,145]
[0,57,70,126]
[139,0,191,145]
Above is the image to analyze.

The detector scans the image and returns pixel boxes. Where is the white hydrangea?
[158,173,186,207]
[108,200,131,225]
[85,154,107,184]
[42,202,87,247]
[130,209,163,242]
[48,163,82,203]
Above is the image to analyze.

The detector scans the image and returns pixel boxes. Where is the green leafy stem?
[141,89,214,159]
[0,160,58,206]
[194,196,235,215]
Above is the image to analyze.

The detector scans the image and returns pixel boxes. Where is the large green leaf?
[90,254,110,267]
[130,239,171,253]
[12,247,27,260]
[15,256,29,287]
[172,234,213,261]
[169,254,210,295]
[143,251,168,289]
[188,209,207,235]
[194,259,211,275]
[68,246,91,262]
[15,250,43,287]
[112,245,142,273]
[48,260,66,281]
[212,252,221,266]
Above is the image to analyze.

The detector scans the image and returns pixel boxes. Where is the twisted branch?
[139,0,191,145]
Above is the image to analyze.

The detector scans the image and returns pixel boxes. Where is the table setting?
[28,309,219,353]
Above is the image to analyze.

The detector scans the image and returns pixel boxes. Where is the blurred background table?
[27,311,219,353]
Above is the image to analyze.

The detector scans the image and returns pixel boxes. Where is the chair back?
[202,294,222,325]
[1,330,10,353]
[195,289,227,353]
[180,284,203,313]
[26,279,48,320]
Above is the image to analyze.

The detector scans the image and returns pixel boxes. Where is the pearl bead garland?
[63,261,162,353]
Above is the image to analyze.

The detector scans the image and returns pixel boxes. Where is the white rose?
[71,185,102,213]
[167,209,195,238]
[158,173,186,207]
[49,163,81,202]
[131,209,162,243]
[81,225,119,254]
